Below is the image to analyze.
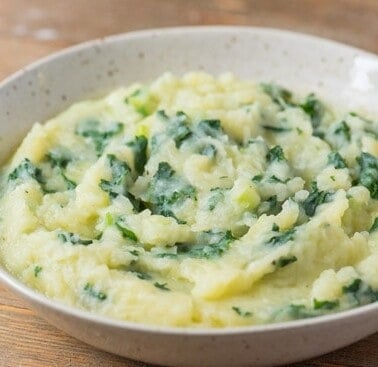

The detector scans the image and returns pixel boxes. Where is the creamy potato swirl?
[0,72,377,327]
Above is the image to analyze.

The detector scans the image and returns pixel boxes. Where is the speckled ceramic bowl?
[0,27,377,367]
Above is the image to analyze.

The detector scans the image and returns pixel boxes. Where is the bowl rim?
[0,25,377,336]
[1,25,377,89]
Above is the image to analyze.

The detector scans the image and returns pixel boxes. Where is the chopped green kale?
[126,135,148,175]
[196,119,222,138]
[266,145,285,163]
[302,183,332,217]
[327,151,347,169]
[258,195,282,216]
[342,278,378,305]
[342,278,362,294]
[115,221,138,241]
[334,120,351,142]
[146,162,196,220]
[58,231,93,246]
[46,147,72,169]
[356,152,378,199]
[99,154,131,198]
[169,112,192,148]
[286,304,312,319]
[8,158,44,185]
[261,83,293,109]
[207,188,224,211]
[43,148,77,190]
[252,174,263,182]
[299,93,325,129]
[177,230,235,259]
[75,120,123,155]
[266,228,295,247]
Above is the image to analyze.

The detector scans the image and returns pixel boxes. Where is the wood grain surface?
[0,1,377,366]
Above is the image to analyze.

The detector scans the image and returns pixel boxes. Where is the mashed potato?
[0,72,377,327]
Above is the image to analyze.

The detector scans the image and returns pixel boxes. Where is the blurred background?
[0,0,377,81]
[0,1,377,366]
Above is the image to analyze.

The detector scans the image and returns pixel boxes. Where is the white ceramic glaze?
[0,27,377,367]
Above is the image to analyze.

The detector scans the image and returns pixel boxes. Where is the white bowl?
[0,27,377,367]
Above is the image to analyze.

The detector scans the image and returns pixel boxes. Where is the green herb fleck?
[261,125,291,133]
[44,149,77,190]
[269,175,289,183]
[84,283,107,301]
[105,212,114,226]
[252,174,263,182]
[232,306,252,317]
[124,88,157,117]
[272,255,297,268]
[34,266,42,277]
[369,217,378,233]
[129,249,139,257]
[154,282,170,291]
[286,304,312,319]
[334,120,351,142]
[58,231,93,246]
[130,270,152,280]
[313,299,339,310]
[197,119,222,138]
[156,109,169,121]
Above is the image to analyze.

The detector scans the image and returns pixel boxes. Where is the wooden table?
[0,1,377,366]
